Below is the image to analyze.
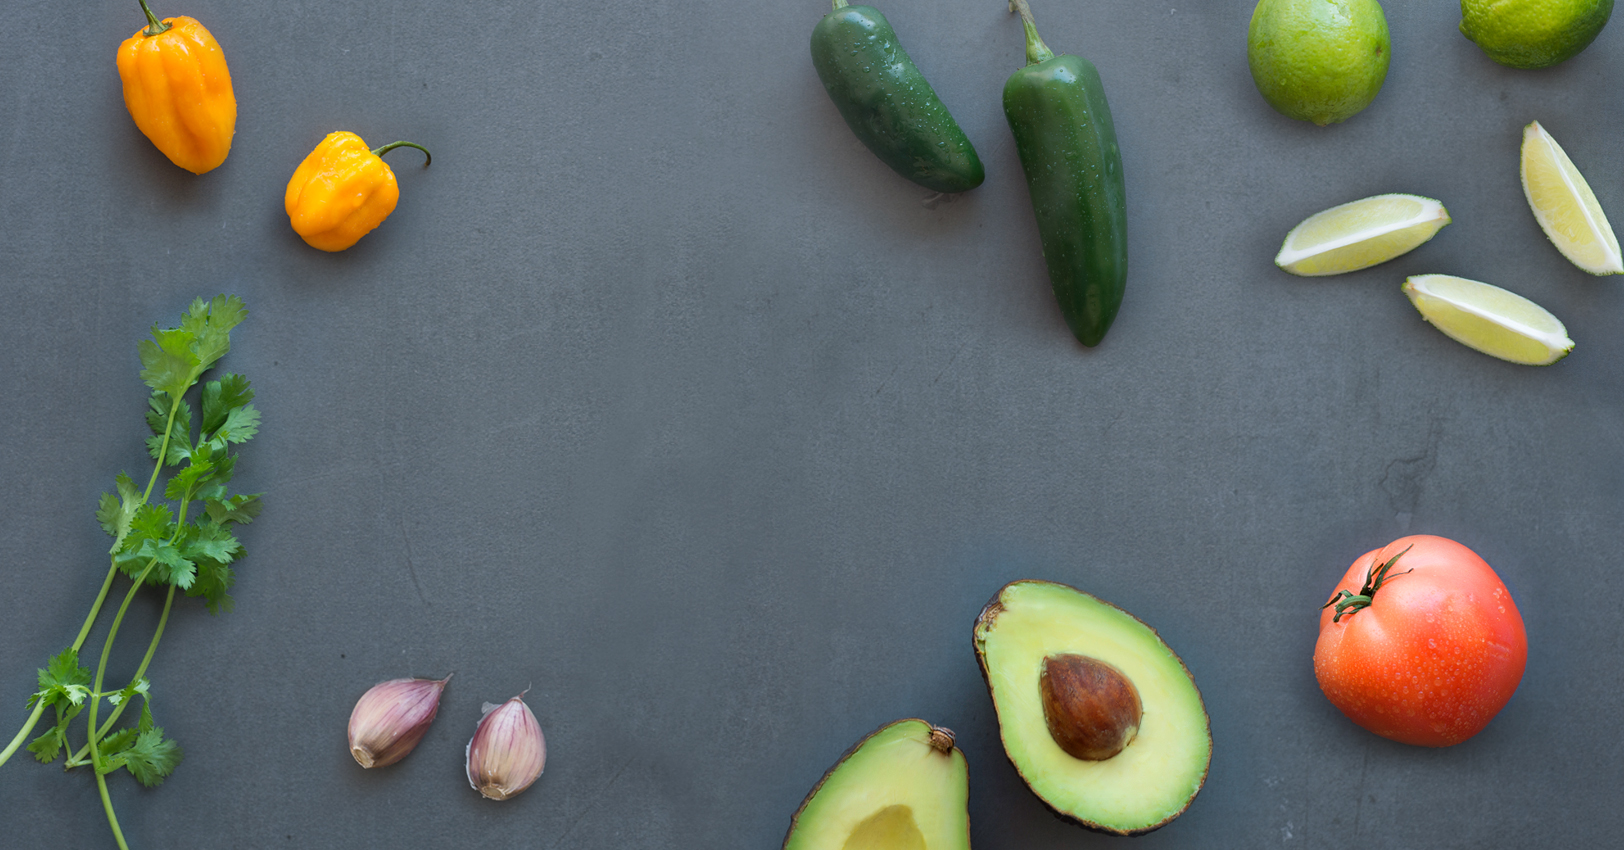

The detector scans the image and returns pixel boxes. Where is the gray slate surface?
[2,1,1621,847]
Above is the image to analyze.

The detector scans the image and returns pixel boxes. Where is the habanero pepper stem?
[373,141,432,167]
[137,0,171,36]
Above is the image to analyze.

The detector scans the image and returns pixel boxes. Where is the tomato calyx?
[1323,545,1414,623]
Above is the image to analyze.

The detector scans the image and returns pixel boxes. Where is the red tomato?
[1313,535,1527,747]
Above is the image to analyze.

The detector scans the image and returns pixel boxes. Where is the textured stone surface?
[1,1,1621,847]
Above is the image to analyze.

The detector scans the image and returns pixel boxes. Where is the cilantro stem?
[86,495,187,759]
[7,296,256,850]
[74,565,124,651]
[0,703,46,766]
[87,560,158,765]
[66,585,176,766]
[143,396,182,503]
[0,400,178,771]
[2,563,121,768]
[96,769,133,850]
[85,557,157,850]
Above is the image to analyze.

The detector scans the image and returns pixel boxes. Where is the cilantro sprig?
[1,296,259,850]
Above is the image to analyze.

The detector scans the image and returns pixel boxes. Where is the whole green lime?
[1248,0,1391,126]
[1460,0,1613,69]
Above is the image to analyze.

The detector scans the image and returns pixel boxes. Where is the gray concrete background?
[1,1,1621,847]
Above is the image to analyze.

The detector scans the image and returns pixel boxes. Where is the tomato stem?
[1323,545,1413,622]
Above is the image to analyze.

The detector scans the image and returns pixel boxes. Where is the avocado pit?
[1040,653,1142,761]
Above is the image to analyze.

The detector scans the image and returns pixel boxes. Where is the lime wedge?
[1402,274,1574,365]
[1276,194,1450,276]
[1520,121,1622,275]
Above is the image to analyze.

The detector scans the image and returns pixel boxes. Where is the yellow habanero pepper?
[285,132,432,252]
[116,0,235,174]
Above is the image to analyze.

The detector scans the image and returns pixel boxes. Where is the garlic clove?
[348,675,451,768]
[465,691,547,800]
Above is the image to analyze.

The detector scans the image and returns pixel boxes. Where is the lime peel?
[1247,0,1391,126]
[1276,194,1450,276]
[1460,0,1613,69]
[1402,274,1574,366]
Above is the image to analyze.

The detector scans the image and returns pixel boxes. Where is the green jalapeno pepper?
[1004,0,1126,347]
[810,1,984,193]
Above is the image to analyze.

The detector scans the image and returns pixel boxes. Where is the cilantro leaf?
[128,503,174,540]
[98,727,139,757]
[163,456,217,502]
[28,648,91,710]
[30,695,86,763]
[182,523,240,565]
[116,528,196,589]
[139,327,201,402]
[205,452,237,489]
[100,728,182,787]
[187,557,237,614]
[115,503,174,575]
[27,726,67,763]
[108,678,151,708]
[213,405,260,446]
[24,650,91,764]
[201,373,254,437]
[145,394,194,465]
[183,295,246,375]
[204,493,261,526]
[181,523,241,613]
[140,295,246,402]
[96,473,142,554]
[139,539,196,589]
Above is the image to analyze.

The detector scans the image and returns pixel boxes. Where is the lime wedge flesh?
[1277,194,1450,276]
[1521,121,1622,275]
[1402,274,1574,365]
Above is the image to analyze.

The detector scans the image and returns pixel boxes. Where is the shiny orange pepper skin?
[285,132,431,252]
[116,3,235,174]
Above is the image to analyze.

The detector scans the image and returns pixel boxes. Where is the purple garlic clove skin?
[466,692,546,800]
[348,675,451,768]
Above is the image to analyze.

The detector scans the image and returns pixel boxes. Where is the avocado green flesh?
[975,581,1210,834]
[785,719,969,850]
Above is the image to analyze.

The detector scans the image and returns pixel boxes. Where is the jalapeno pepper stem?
[831,0,848,10]
[1009,0,1056,66]
[137,0,172,36]
[1323,544,1415,623]
[371,141,432,167]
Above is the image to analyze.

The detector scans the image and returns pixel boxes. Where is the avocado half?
[783,718,969,850]
[973,580,1211,835]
